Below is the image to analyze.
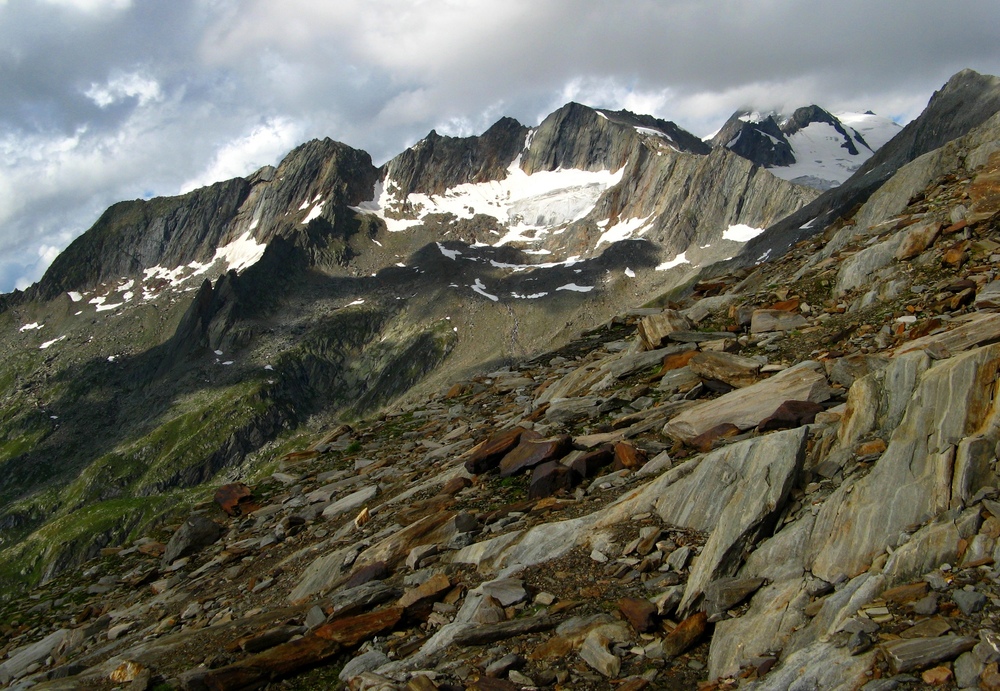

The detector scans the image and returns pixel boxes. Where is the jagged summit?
[711,104,900,190]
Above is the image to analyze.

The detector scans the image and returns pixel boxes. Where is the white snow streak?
[656,253,690,271]
[471,278,499,301]
[556,283,593,293]
[723,224,765,242]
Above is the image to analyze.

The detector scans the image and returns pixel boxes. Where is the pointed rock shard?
[618,597,657,633]
[214,482,255,516]
[677,428,807,614]
[661,611,707,659]
[895,312,1000,356]
[499,435,572,477]
[637,310,692,351]
[464,427,530,475]
[612,441,647,471]
[580,629,621,678]
[896,220,942,260]
[663,360,830,443]
[322,484,379,520]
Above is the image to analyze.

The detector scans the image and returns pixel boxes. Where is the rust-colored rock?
[857,439,887,456]
[881,581,928,604]
[659,349,699,373]
[661,611,707,659]
[439,476,472,495]
[982,662,1000,691]
[214,483,255,517]
[690,423,741,452]
[528,461,581,499]
[612,442,648,471]
[398,573,451,609]
[618,597,657,633]
[769,298,801,312]
[464,427,530,475]
[567,445,614,478]
[921,666,952,685]
[191,607,403,690]
[499,435,572,477]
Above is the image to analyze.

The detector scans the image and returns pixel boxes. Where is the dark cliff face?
[381,117,529,197]
[31,138,380,301]
[520,102,708,175]
[711,112,796,168]
[36,179,252,301]
[738,69,1000,263]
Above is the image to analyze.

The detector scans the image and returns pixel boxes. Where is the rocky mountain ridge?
[2,101,1000,690]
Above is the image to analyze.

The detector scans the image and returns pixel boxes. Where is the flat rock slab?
[882,635,976,674]
[322,484,378,520]
[163,515,223,565]
[663,361,830,443]
[452,615,558,647]
[750,309,808,334]
[689,351,761,388]
[638,310,692,350]
[896,312,1000,356]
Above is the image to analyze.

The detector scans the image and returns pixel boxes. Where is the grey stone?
[702,577,765,616]
[579,629,621,678]
[750,309,809,334]
[163,515,223,565]
[954,651,983,688]
[0,629,70,685]
[952,589,987,615]
[339,650,391,682]
[835,232,906,296]
[663,361,830,443]
[741,639,875,691]
[881,635,977,674]
[322,484,379,520]
[810,344,1000,584]
[479,579,528,607]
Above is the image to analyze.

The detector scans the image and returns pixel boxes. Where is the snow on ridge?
[437,242,462,260]
[596,215,653,248]
[723,224,766,242]
[19,322,43,332]
[213,231,267,273]
[302,201,325,224]
[355,162,625,243]
[39,336,66,349]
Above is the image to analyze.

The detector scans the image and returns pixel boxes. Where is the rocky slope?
[0,97,822,592]
[2,79,1000,691]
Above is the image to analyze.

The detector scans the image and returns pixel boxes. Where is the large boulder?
[162,515,224,565]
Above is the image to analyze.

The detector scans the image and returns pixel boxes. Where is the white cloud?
[84,71,162,108]
[40,0,131,12]
[179,117,303,193]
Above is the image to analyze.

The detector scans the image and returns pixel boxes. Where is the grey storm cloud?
[1,0,999,292]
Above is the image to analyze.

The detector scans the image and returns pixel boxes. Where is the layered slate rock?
[674,428,808,614]
[464,427,531,475]
[809,343,1000,583]
[663,361,831,444]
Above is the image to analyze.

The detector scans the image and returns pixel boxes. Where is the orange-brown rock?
[190,607,403,689]
[756,400,824,432]
[659,349,699,373]
[857,439,887,456]
[612,442,648,471]
[464,427,531,475]
[567,445,614,478]
[214,483,256,516]
[690,423,741,452]
[499,435,572,478]
[439,476,473,495]
[770,298,801,312]
[618,597,657,633]
[398,573,451,610]
[661,611,707,659]
[921,666,952,686]
[881,582,928,605]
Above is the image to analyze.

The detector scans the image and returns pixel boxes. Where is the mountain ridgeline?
[0,69,999,619]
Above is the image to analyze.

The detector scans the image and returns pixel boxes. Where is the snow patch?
[302,201,325,224]
[625,268,636,278]
[437,242,461,260]
[596,215,653,248]
[512,291,549,299]
[656,252,690,271]
[346,299,365,307]
[471,278,499,302]
[19,322,42,332]
[39,336,66,349]
[67,292,83,302]
[723,224,765,242]
[214,231,267,273]
[556,283,593,293]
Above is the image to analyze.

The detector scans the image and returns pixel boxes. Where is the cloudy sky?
[1,0,998,293]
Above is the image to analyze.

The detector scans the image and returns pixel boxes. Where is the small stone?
[618,597,657,633]
[954,651,984,688]
[849,630,874,655]
[580,630,620,678]
[952,589,986,615]
[920,665,952,685]
[485,653,521,678]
